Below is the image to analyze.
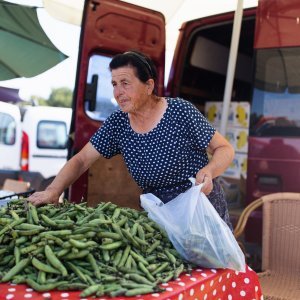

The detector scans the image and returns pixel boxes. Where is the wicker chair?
[234,192,300,300]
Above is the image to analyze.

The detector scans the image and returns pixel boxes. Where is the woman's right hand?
[27,189,60,206]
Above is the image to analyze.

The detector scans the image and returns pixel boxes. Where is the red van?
[69,0,300,253]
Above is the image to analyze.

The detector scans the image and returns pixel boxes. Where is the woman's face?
[111,66,151,114]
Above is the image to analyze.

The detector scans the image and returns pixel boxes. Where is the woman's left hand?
[195,170,213,195]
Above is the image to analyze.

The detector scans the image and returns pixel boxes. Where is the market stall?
[0,266,262,300]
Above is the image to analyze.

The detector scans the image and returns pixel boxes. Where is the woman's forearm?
[45,155,88,197]
[206,144,235,179]
[45,142,100,197]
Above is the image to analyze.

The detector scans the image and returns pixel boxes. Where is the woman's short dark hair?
[109,50,158,95]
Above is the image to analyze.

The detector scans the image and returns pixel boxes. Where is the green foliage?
[29,87,73,108]
[47,87,73,108]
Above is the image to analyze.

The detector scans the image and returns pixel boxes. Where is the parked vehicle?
[0,105,71,191]
[20,106,72,190]
[67,0,300,257]
[0,101,22,174]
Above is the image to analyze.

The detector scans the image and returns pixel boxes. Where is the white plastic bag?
[140,179,245,272]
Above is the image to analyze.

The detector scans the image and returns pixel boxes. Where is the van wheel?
[39,177,54,191]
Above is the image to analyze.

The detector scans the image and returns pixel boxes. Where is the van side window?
[37,121,68,149]
[85,54,119,121]
[0,112,16,145]
[250,48,300,137]
[178,18,255,112]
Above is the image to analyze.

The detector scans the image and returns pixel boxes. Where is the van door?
[70,0,165,208]
[247,0,300,203]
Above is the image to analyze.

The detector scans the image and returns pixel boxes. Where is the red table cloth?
[0,265,262,300]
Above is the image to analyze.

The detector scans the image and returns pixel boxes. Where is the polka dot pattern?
[0,265,262,299]
[90,98,215,202]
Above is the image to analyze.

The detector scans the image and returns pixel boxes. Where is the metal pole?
[219,0,244,135]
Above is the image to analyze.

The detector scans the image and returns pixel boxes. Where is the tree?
[47,87,73,108]
[28,95,47,106]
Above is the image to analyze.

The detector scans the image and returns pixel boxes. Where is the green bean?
[111,223,124,238]
[0,217,25,236]
[125,286,154,296]
[121,229,140,248]
[26,278,68,292]
[28,203,39,224]
[112,250,123,266]
[125,273,154,286]
[109,288,127,297]
[31,257,60,274]
[130,222,139,236]
[173,263,185,279]
[97,231,122,240]
[57,282,88,290]
[0,218,10,225]
[16,229,42,236]
[15,236,28,246]
[15,223,44,231]
[152,262,169,276]
[0,248,7,255]
[80,284,102,297]
[63,249,89,260]
[87,253,101,279]
[165,249,177,264]
[10,210,20,220]
[37,271,46,284]
[118,245,131,267]
[138,262,155,282]
[20,244,38,254]
[1,258,30,282]
[44,245,68,276]
[88,218,111,226]
[69,238,97,249]
[125,255,133,269]
[40,229,72,237]
[143,223,155,233]
[112,207,121,220]
[40,214,57,227]
[146,240,160,254]
[137,224,145,240]
[100,241,123,250]
[42,234,64,246]
[116,216,128,227]
[130,250,149,266]
[66,262,88,283]
[14,246,20,264]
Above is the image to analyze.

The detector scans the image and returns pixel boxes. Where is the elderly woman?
[28,50,234,228]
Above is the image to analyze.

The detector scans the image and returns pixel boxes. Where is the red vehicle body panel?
[245,0,300,243]
[70,0,300,250]
[254,0,300,49]
[247,0,300,205]
[69,0,165,202]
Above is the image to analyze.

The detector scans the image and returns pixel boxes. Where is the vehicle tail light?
[21,131,29,171]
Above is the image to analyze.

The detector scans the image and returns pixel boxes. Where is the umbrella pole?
[220,0,244,136]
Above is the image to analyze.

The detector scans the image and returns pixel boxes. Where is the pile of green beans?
[0,199,192,298]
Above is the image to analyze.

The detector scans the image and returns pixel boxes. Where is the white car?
[20,106,72,190]
[0,104,72,191]
[0,101,22,171]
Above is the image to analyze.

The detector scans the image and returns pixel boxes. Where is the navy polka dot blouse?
[90,98,216,203]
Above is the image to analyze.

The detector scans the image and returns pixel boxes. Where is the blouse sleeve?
[89,113,121,158]
[184,101,216,149]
